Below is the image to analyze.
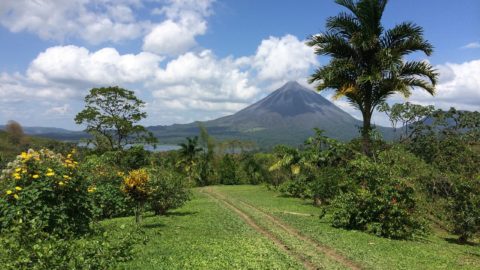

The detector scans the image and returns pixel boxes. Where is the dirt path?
[202,188,318,270]
[202,187,363,270]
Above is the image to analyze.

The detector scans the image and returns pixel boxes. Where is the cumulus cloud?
[27,45,162,87]
[143,0,214,55]
[252,35,318,81]
[406,59,480,110]
[0,0,149,44]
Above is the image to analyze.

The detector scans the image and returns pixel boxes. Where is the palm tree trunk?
[361,110,372,156]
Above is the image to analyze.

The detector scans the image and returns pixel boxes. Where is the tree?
[75,86,157,151]
[307,0,438,154]
[177,136,202,183]
[5,120,25,145]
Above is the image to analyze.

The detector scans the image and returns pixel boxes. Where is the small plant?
[122,168,150,223]
[147,168,191,215]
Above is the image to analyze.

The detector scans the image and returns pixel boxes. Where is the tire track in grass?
[201,188,318,270]
[208,187,363,270]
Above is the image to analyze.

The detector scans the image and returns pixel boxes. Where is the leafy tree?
[307,0,438,154]
[5,120,25,145]
[378,102,435,139]
[75,86,157,151]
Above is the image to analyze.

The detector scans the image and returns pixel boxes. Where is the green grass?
[213,185,480,270]
[102,191,303,269]
[102,185,480,269]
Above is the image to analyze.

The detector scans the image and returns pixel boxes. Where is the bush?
[80,154,132,219]
[0,224,137,270]
[0,149,93,237]
[147,168,191,215]
[218,154,242,185]
[330,178,425,239]
[309,167,351,205]
[121,168,150,223]
[449,179,480,243]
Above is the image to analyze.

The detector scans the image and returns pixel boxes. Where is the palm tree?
[178,136,202,164]
[307,0,438,154]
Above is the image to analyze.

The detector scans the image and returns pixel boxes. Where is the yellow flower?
[46,172,55,177]
[47,168,53,172]
[15,186,22,191]
[13,173,21,180]
[87,186,97,193]
[13,194,19,200]
[32,174,39,179]
[63,175,71,179]
[15,168,21,172]
[59,181,65,186]
[6,190,12,195]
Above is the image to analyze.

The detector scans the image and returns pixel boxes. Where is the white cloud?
[143,0,214,55]
[405,59,480,110]
[27,45,162,87]
[143,20,206,56]
[151,50,259,115]
[0,0,150,44]
[462,42,480,49]
[253,35,318,81]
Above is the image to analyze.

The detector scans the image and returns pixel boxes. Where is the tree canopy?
[75,86,157,151]
[307,0,438,154]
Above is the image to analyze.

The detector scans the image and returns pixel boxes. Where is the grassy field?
[104,185,480,269]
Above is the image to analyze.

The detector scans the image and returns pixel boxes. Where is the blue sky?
[0,0,479,130]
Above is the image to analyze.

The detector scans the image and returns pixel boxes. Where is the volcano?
[149,81,393,147]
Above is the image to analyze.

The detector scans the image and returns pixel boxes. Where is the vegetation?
[307,0,438,154]
[75,86,157,151]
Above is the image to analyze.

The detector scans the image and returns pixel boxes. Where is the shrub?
[330,178,425,239]
[147,168,191,215]
[122,168,149,223]
[80,155,132,219]
[0,149,93,237]
[218,154,241,185]
[0,224,137,270]
[309,167,351,205]
[449,179,480,243]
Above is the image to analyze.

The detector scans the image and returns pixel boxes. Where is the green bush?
[0,225,137,270]
[80,154,133,219]
[449,179,480,243]
[309,167,351,205]
[218,154,242,185]
[147,168,191,215]
[0,149,93,237]
[330,178,425,239]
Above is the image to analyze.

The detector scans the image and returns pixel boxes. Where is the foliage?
[0,149,93,237]
[122,168,150,223]
[80,154,132,219]
[330,178,425,239]
[5,120,27,145]
[218,154,242,185]
[307,0,438,154]
[75,86,157,151]
[0,225,137,270]
[147,167,191,215]
[449,178,480,243]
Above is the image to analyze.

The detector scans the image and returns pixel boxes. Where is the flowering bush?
[122,168,150,223]
[0,149,93,237]
[80,154,133,219]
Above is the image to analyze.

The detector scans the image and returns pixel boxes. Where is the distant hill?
[3,81,395,148]
[148,81,395,147]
